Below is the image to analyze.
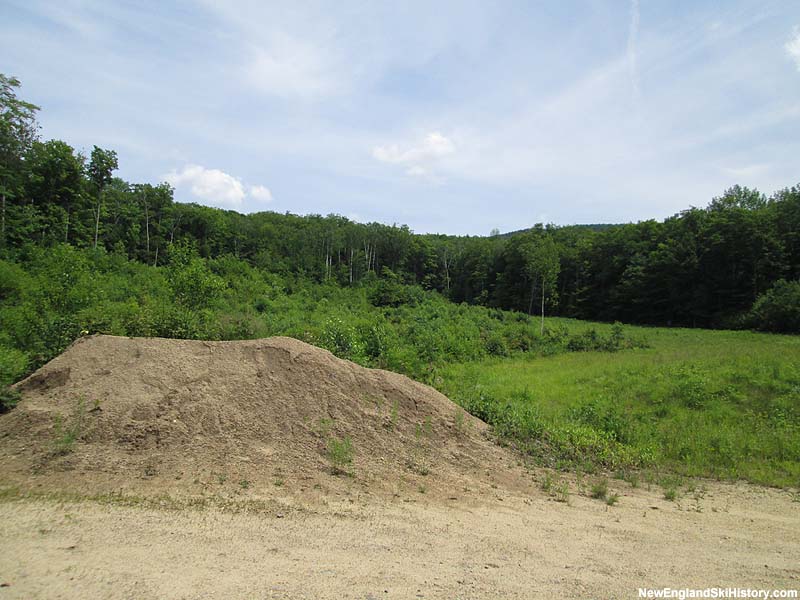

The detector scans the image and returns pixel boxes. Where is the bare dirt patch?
[0,481,798,599]
[0,335,516,501]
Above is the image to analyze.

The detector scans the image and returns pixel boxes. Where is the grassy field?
[438,320,800,488]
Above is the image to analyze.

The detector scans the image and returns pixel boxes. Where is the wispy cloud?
[787,27,800,71]
[721,163,770,178]
[627,0,641,106]
[242,33,340,99]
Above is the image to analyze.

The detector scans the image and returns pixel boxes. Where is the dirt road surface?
[1,478,797,599]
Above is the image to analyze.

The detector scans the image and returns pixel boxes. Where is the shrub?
[367,270,424,308]
[748,279,800,333]
[319,317,365,362]
[169,259,226,310]
[0,345,28,388]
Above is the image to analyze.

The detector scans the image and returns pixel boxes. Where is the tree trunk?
[93,192,102,250]
[144,200,150,255]
[349,247,354,284]
[528,280,535,315]
[541,276,546,335]
[442,248,451,292]
[1,192,5,249]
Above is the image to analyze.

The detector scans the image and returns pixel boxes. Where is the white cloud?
[165,165,273,209]
[165,164,246,208]
[372,132,455,177]
[249,184,273,202]
[786,27,800,71]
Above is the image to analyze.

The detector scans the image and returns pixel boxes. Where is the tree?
[522,234,560,334]
[88,146,118,249]
[708,185,766,212]
[23,140,86,245]
[0,74,40,250]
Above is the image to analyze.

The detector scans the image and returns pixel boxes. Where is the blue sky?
[1,0,799,234]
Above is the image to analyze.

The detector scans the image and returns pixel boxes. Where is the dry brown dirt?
[0,335,798,598]
[0,335,510,500]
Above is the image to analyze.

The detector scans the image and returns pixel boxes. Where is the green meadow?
[438,321,800,488]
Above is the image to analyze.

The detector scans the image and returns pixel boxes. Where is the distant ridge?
[497,223,620,238]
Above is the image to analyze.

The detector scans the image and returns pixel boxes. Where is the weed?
[590,478,609,500]
[316,417,334,436]
[383,399,399,430]
[143,460,158,478]
[273,478,284,487]
[554,481,570,504]
[664,487,678,502]
[453,409,466,435]
[540,472,570,503]
[413,417,434,440]
[51,397,86,456]
[327,436,354,475]
[239,479,250,489]
[606,493,620,506]
[406,451,431,476]
[418,484,427,494]
[363,394,383,411]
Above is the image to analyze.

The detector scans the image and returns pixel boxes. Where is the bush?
[0,345,29,388]
[319,317,365,363]
[367,270,424,308]
[748,280,800,333]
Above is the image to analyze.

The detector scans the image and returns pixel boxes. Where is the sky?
[1,0,799,235]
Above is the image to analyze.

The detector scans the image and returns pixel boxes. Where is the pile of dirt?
[0,335,512,498]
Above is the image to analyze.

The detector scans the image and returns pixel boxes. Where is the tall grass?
[439,324,800,488]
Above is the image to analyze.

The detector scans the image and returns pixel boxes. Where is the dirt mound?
[0,335,510,498]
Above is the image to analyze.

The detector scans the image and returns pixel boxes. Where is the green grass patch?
[439,324,800,488]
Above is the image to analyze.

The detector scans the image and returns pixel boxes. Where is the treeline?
[2,74,799,331]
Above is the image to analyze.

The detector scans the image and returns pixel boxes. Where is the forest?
[1,72,799,393]
[3,74,799,335]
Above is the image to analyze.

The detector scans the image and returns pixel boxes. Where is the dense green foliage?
[746,279,800,333]
[439,325,800,487]
[1,75,799,334]
[0,243,642,404]
[1,74,798,487]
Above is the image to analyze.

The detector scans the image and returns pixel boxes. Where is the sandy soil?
[0,478,798,599]
[0,335,505,500]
